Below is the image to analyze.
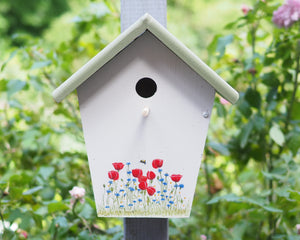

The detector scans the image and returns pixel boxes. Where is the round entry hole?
[135,77,157,98]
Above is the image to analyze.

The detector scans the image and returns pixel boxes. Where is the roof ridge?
[53,13,238,104]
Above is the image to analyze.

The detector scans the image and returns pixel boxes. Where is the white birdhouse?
[53,14,238,218]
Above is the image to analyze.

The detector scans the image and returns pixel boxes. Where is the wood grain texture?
[124,218,168,240]
[121,0,167,32]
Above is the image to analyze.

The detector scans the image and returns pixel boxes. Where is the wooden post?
[120,1,168,239]
[120,0,167,31]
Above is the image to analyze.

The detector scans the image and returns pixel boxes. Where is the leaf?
[216,34,234,58]
[208,142,230,156]
[270,125,285,146]
[1,50,18,71]
[245,88,261,109]
[261,171,285,181]
[240,121,253,148]
[7,79,27,98]
[262,72,280,87]
[31,60,52,70]
[238,100,252,118]
[0,79,7,91]
[231,220,249,240]
[38,166,55,180]
[207,194,241,204]
[275,187,290,198]
[207,194,282,213]
[261,206,282,213]
[78,203,95,219]
[23,186,43,195]
[169,227,181,236]
[253,114,265,131]
[40,187,55,200]
[48,202,69,213]
[54,216,68,229]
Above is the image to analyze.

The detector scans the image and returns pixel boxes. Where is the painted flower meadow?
[98,159,190,216]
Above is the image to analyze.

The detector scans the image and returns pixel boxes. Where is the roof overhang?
[52,13,239,104]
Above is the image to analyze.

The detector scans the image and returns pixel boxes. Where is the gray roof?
[53,13,239,104]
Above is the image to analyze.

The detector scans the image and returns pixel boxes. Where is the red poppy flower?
[146,186,156,196]
[152,159,163,169]
[139,181,148,190]
[147,171,156,180]
[138,175,147,183]
[112,162,124,171]
[108,170,119,180]
[170,174,182,182]
[132,169,143,178]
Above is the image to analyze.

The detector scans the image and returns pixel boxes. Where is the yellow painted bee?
[140,160,146,165]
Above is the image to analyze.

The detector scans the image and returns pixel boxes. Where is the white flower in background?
[69,186,86,204]
[0,221,18,233]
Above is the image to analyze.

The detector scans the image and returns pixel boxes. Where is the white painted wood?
[121,0,167,32]
[77,31,215,218]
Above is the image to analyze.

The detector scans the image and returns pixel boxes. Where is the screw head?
[202,111,209,118]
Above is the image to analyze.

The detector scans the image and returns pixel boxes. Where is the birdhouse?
[53,14,238,218]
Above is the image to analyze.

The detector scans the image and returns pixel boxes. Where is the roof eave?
[52,13,239,104]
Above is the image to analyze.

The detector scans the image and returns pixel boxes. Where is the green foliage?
[0,0,300,239]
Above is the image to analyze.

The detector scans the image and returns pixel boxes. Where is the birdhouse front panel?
[77,31,215,217]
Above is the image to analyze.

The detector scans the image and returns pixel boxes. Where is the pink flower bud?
[69,186,85,199]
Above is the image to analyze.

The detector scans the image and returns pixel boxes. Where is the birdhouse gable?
[53,13,239,104]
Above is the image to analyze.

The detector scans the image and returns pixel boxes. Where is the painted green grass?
[97,206,190,217]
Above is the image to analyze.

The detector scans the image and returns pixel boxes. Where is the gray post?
[120,1,168,239]
[120,0,167,31]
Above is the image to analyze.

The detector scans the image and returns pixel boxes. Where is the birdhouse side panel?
[77,31,215,217]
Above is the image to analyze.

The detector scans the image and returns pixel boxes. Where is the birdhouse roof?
[53,14,239,103]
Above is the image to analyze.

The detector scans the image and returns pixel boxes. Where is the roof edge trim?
[52,13,239,104]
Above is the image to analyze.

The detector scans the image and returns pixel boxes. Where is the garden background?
[1,0,300,239]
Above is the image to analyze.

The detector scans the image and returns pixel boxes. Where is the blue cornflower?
[158,169,163,173]
[167,204,170,208]
[133,179,137,182]
[126,162,131,165]
[120,205,124,208]
[169,201,174,204]
[174,184,179,188]
[129,203,133,207]
[106,190,111,194]
[157,191,161,193]
[138,189,141,192]
[133,200,137,203]
[119,189,125,192]
[161,194,164,197]
[115,193,120,197]
[163,182,167,186]
[127,178,131,181]
[163,189,167,193]
[138,198,142,202]
[159,178,164,182]
[123,193,126,197]
[109,181,113,184]
[161,198,165,201]
[105,206,110,208]
[152,199,156,202]
[164,173,169,177]
[129,187,135,192]
[179,184,184,189]
[127,171,132,175]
